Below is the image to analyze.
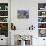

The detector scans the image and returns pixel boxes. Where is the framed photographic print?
[17,10,29,19]
[0,23,8,37]
[38,29,46,37]
[0,17,8,22]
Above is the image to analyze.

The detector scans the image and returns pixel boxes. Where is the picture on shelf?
[38,11,46,16]
[0,11,8,16]
[17,10,29,19]
[0,23,8,30]
[0,17,8,22]
[38,3,46,10]
[5,6,8,10]
[0,23,8,37]
[0,3,8,10]
[38,23,46,28]
[38,17,46,22]
[38,29,46,37]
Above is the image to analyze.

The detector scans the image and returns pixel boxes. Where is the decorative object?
[29,25,35,30]
[38,23,46,28]
[0,3,8,10]
[38,11,46,16]
[42,12,45,15]
[17,10,29,19]
[0,17,8,22]
[38,3,46,10]
[38,17,46,22]
[19,35,32,45]
[0,6,1,10]
[42,38,46,46]
[15,35,32,46]
[5,6,8,10]
[0,11,8,16]
[11,23,16,30]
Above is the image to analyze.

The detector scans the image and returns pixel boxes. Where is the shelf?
[38,10,46,11]
[0,10,8,11]
[0,22,8,23]
[38,15,46,17]
[0,16,8,17]
[38,22,46,23]
[38,28,46,29]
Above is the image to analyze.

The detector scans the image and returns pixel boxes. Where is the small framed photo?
[38,29,46,37]
[17,10,29,19]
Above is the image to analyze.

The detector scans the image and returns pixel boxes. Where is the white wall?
[11,0,38,30]
[11,0,46,30]
[11,0,46,46]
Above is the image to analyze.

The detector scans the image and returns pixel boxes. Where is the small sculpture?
[29,25,35,30]
[11,23,16,30]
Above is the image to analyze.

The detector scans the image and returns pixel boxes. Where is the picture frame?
[17,10,29,19]
[38,29,46,37]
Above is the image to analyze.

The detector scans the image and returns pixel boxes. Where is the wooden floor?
[0,45,8,46]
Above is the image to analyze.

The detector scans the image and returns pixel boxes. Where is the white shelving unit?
[38,3,46,37]
[0,2,9,45]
